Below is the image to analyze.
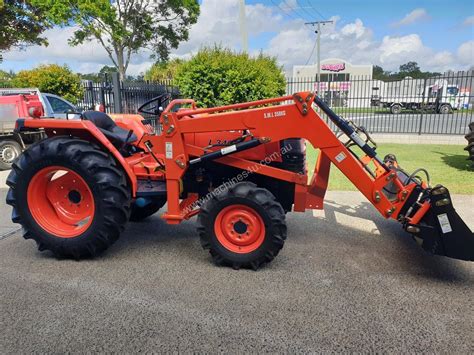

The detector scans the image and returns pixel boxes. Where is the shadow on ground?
[435,152,473,172]
[73,197,473,283]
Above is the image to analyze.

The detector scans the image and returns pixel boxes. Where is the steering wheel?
[137,93,171,115]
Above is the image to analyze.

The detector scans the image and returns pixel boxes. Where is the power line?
[305,37,317,65]
[269,0,323,22]
[304,0,326,20]
[282,0,312,21]
[269,0,300,20]
[294,0,324,21]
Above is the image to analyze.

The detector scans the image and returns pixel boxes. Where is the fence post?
[88,81,95,109]
[99,84,106,112]
[111,72,122,113]
[418,77,427,135]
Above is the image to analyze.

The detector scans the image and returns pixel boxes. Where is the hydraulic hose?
[313,96,389,172]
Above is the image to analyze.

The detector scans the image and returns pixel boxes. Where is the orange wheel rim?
[214,204,265,253]
[27,166,95,238]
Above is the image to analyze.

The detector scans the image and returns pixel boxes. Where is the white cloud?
[392,8,430,27]
[379,34,429,66]
[457,40,474,65]
[463,16,474,26]
[2,25,155,75]
[266,27,314,68]
[173,0,285,58]
[0,1,471,76]
[341,19,366,38]
[265,15,472,73]
[3,26,110,64]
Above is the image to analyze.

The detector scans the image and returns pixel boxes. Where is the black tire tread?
[465,122,474,166]
[197,182,287,270]
[6,136,131,259]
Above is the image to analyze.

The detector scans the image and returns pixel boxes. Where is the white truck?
[371,78,469,114]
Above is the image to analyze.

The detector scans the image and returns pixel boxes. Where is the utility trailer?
[371,78,467,114]
[7,92,474,269]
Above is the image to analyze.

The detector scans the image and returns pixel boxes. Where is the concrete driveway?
[1,186,473,353]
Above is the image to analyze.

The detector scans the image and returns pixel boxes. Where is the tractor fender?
[15,118,138,196]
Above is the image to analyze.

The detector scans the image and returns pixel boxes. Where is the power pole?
[304,20,334,85]
[239,0,248,53]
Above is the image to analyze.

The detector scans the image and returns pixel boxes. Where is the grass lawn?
[306,143,474,194]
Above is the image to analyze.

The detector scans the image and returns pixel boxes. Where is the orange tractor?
[6,92,473,269]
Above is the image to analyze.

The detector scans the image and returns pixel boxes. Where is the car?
[41,92,81,119]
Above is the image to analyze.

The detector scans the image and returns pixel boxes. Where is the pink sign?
[321,63,345,72]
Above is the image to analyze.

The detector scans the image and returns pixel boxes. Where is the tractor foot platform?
[136,179,167,197]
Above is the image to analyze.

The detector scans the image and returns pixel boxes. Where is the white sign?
[437,213,452,234]
[165,142,173,159]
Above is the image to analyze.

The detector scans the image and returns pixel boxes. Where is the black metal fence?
[286,71,473,135]
[77,73,179,116]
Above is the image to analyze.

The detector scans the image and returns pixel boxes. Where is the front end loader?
[6,92,473,269]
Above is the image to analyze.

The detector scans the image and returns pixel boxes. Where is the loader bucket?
[408,186,474,261]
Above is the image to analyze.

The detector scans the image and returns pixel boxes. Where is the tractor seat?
[82,111,137,145]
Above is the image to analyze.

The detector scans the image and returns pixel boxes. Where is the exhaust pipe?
[406,185,474,261]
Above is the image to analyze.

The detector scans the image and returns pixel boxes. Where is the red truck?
[0,88,80,170]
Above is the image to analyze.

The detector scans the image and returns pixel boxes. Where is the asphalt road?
[1,189,473,353]
[337,112,473,135]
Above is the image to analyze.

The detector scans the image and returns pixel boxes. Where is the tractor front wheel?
[6,136,131,259]
[197,182,287,270]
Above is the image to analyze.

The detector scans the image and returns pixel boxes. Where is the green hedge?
[170,47,286,107]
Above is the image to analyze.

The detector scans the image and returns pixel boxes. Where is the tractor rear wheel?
[197,182,287,270]
[6,136,131,259]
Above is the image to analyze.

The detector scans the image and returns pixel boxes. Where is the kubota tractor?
[6,92,474,269]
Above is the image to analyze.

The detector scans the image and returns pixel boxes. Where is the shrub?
[0,69,15,87]
[174,47,286,107]
[12,64,82,103]
[144,59,184,81]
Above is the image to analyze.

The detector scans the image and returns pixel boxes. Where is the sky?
[1,0,473,76]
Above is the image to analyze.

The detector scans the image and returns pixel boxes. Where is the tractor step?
[136,179,167,197]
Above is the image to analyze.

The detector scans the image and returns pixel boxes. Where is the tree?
[373,65,392,81]
[0,0,53,52]
[33,0,199,80]
[145,58,184,81]
[174,47,286,107]
[374,62,443,81]
[79,65,118,82]
[12,64,83,103]
[0,69,15,86]
[99,65,117,75]
[399,61,421,76]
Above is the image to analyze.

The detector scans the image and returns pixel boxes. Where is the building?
[293,58,373,80]
[291,58,373,107]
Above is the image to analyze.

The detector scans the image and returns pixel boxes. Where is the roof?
[0,88,40,96]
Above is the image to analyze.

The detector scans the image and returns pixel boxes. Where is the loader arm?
[151,93,408,220]
[147,91,473,261]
